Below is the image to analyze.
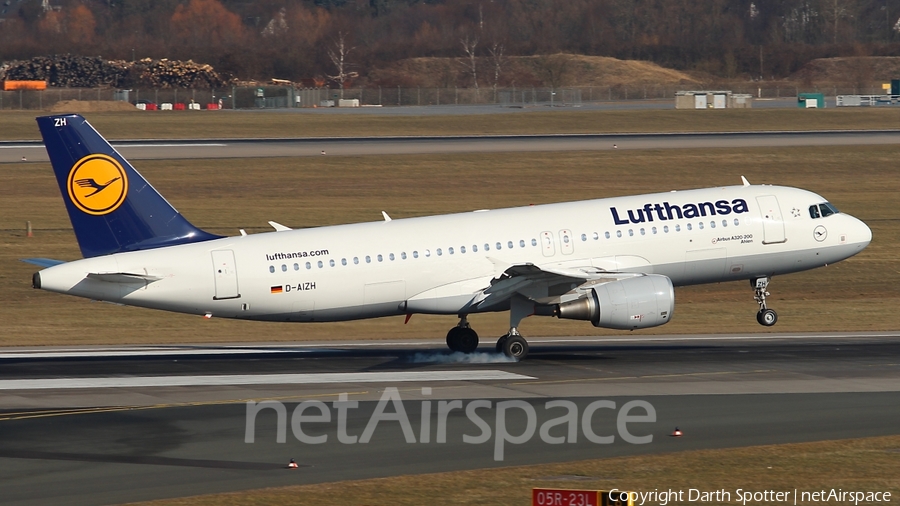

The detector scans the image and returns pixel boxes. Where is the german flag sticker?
[270,286,283,294]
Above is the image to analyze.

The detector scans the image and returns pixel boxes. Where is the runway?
[1,130,899,163]
[1,332,898,505]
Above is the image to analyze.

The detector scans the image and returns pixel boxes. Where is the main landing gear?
[445,308,531,361]
[752,277,778,327]
[446,317,479,354]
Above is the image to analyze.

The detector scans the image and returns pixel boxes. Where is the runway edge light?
[670,427,683,437]
[287,458,299,469]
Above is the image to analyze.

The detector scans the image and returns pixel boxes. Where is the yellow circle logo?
[67,154,128,216]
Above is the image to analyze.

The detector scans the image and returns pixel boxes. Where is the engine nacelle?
[555,274,674,330]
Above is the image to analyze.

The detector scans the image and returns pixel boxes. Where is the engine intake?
[555,274,674,329]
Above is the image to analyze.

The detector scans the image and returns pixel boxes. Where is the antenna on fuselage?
[741,176,751,186]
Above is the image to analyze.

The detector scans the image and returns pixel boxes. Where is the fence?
[0,84,892,110]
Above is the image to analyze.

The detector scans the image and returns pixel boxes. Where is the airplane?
[25,114,872,360]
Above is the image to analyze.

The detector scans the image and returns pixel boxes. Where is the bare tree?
[327,31,358,99]
[488,41,504,96]
[460,34,478,90]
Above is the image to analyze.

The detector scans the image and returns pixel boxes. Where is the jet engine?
[554,274,674,329]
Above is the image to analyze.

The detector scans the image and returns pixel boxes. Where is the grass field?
[132,435,900,506]
[1,144,897,347]
[0,108,899,140]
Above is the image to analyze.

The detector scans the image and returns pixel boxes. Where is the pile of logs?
[0,55,127,88]
[0,55,235,89]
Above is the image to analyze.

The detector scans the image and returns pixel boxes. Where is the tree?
[327,31,358,98]
[488,41,504,95]
[460,33,478,89]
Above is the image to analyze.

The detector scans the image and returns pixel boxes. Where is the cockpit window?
[810,202,839,219]
[819,202,839,217]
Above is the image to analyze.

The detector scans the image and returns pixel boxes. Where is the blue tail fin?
[37,114,220,258]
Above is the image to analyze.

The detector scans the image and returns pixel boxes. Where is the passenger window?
[581,233,587,242]
[605,231,610,239]
[413,251,419,258]
[531,238,537,246]
[686,223,692,231]
[652,227,657,234]
[437,248,442,256]
[484,243,490,251]
[496,242,502,250]
[366,256,371,263]
[640,228,645,235]
[401,252,407,259]
[281,264,287,272]
[616,230,622,238]
[389,253,395,261]
[663,225,669,233]
[448,247,454,255]
[425,249,431,257]
[710,221,715,228]
[269,265,275,273]
[519,240,525,248]
[508,241,514,248]
[353,257,359,265]
[293,263,299,271]
[341,259,347,266]
[472,245,478,252]
[628,229,634,236]
[698,222,704,229]
[329,259,335,267]
[722,220,727,227]
[734,218,739,226]
[377,254,383,262]
[317,261,323,268]
[306,262,311,269]
[593,232,599,240]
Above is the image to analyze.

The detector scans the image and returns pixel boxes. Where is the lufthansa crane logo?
[67,154,128,216]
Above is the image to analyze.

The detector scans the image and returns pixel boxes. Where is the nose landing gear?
[752,277,778,326]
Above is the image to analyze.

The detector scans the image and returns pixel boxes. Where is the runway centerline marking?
[0,370,533,391]
[508,369,775,386]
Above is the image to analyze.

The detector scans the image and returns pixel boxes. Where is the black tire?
[457,327,479,353]
[757,309,778,326]
[501,335,529,361]
[446,327,462,352]
[495,335,508,353]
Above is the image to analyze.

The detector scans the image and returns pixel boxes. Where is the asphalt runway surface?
[1,332,899,506]
[2,130,899,163]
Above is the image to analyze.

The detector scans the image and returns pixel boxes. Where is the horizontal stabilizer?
[21,258,66,268]
[86,272,162,284]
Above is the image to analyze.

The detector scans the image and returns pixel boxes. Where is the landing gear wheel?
[501,335,529,361]
[446,326,479,353]
[757,309,777,327]
[495,335,509,353]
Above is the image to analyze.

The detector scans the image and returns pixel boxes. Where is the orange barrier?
[173,103,186,110]
[206,103,219,110]
[3,80,48,91]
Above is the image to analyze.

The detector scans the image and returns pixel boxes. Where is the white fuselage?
[37,184,871,323]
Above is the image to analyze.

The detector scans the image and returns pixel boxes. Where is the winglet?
[741,176,751,186]
[268,221,292,231]
[36,114,221,258]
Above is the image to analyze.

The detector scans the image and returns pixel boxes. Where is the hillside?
[366,54,705,88]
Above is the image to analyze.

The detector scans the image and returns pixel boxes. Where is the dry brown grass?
[0,108,898,141]
[1,144,897,347]
[131,435,900,506]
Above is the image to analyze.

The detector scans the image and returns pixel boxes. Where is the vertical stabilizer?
[37,114,220,258]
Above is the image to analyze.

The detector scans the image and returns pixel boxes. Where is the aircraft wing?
[21,258,66,268]
[472,263,643,309]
